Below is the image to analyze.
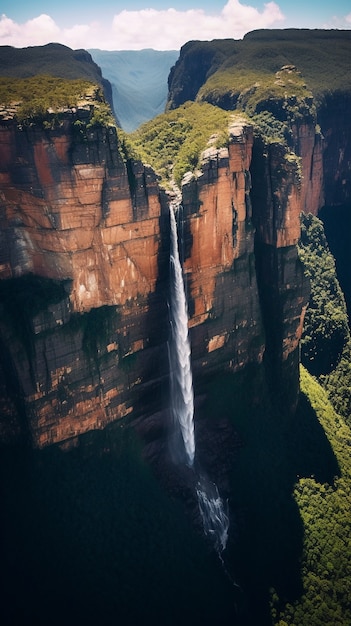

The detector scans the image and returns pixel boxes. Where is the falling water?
[196,475,229,554]
[168,204,229,554]
[168,203,195,467]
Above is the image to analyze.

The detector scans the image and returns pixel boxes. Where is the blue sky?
[1,0,350,50]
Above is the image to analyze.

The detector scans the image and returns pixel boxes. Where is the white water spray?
[168,204,229,554]
[196,475,229,554]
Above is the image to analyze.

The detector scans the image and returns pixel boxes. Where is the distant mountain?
[89,49,179,132]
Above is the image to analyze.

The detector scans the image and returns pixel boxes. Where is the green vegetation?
[0,42,105,83]
[298,213,351,424]
[202,361,351,625]
[199,65,314,121]
[0,75,114,127]
[168,30,351,111]
[322,343,351,427]
[298,213,349,375]
[275,367,351,626]
[127,101,231,187]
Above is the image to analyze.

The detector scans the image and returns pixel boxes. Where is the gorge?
[0,29,351,626]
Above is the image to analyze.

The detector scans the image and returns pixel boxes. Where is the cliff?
[167,30,351,215]
[0,109,170,446]
[0,102,309,447]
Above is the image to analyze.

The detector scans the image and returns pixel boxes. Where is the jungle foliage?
[298,213,351,424]
[275,367,351,626]
[203,361,351,626]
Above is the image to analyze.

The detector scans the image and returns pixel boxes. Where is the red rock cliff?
[181,118,309,405]
[0,113,161,312]
[0,110,169,446]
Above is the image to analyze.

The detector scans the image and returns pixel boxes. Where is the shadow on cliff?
[200,364,341,625]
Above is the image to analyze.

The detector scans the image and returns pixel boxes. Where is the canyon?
[0,31,350,454]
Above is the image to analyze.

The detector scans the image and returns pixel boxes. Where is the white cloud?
[321,11,351,29]
[0,1,285,51]
[111,1,285,49]
[0,14,60,47]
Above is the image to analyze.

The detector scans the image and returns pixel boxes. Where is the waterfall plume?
[168,203,229,554]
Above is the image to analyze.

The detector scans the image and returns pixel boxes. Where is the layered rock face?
[0,114,161,310]
[0,111,170,446]
[0,110,308,447]
[182,120,265,380]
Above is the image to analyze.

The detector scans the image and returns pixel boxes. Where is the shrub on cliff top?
[0,75,114,127]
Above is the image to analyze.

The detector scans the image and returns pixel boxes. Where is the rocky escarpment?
[0,104,309,448]
[0,108,170,446]
[167,30,351,216]
[182,118,309,409]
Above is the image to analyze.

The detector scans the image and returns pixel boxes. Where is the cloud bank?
[0,1,286,50]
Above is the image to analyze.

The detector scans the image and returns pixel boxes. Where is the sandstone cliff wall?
[0,111,170,446]
[182,119,309,407]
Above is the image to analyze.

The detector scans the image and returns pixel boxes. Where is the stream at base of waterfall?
[168,204,229,555]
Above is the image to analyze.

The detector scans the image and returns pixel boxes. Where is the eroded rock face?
[0,113,309,447]
[0,115,161,312]
[182,120,309,408]
[182,121,265,383]
[0,112,170,446]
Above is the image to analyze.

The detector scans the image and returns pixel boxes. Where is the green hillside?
[278,366,351,626]
[200,358,351,625]
[0,75,114,128]
[0,43,105,83]
[298,213,351,426]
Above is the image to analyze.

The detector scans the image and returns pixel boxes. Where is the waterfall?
[168,203,195,467]
[168,204,229,554]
